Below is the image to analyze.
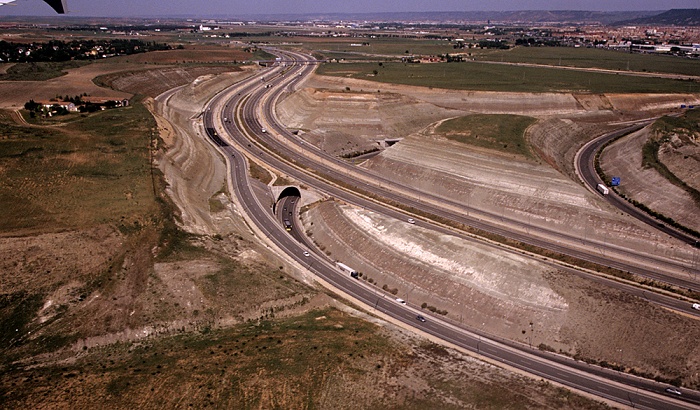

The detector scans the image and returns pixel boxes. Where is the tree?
[24,99,40,111]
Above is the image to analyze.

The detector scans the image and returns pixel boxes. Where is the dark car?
[416,315,426,322]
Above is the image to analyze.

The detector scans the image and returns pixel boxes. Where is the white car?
[407,218,415,224]
[692,303,700,311]
[665,387,682,396]
[395,298,406,305]
[261,128,267,133]
[303,251,310,257]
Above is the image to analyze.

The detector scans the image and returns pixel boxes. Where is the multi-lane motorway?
[227,51,700,294]
[195,50,699,409]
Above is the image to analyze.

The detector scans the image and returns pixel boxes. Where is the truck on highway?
[597,183,609,195]
[337,262,358,279]
[283,219,292,231]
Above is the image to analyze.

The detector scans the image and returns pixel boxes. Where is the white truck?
[597,183,609,195]
[337,262,358,279]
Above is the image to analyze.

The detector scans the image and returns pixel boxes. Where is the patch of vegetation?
[248,160,272,184]
[0,292,44,362]
[420,302,448,316]
[316,60,696,93]
[0,98,158,232]
[0,309,392,408]
[436,114,537,159]
[196,256,308,316]
[0,39,171,63]
[479,46,700,78]
[0,60,89,81]
[340,147,380,158]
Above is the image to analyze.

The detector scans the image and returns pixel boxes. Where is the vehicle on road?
[665,387,682,396]
[283,219,292,231]
[407,218,415,224]
[416,315,426,322]
[597,183,609,195]
[395,298,406,305]
[261,128,267,133]
[303,251,310,257]
[692,303,700,311]
[337,262,358,278]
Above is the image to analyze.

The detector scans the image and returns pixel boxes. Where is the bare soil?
[600,126,700,233]
[278,74,698,278]
[303,201,700,387]
[0,61,136,109]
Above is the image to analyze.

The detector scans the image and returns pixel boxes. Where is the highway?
[190,51,700,408]
[576,121,700,248]
[223,50,700,293]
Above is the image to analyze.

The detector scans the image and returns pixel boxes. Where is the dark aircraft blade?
[43,0,66,13]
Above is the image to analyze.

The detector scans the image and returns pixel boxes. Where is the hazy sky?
[1,0,699,17]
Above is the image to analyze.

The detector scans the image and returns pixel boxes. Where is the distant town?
[1,9,697,59]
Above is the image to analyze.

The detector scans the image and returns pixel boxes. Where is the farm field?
[315,59,698,93]
[476,46,700,77]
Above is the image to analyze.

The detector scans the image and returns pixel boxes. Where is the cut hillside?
[360,130,693,272]
[275,87,461,157]
[600,118,700,234]
[302,201,700,388]
[97,66,245,98]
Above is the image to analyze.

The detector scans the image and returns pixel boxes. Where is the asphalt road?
[226,50,700,293]
[192,52,700,408]
[576,122,700,248]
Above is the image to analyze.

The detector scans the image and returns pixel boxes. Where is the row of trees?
[0,39,171,63]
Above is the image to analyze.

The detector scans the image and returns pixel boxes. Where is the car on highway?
[692,303,700,311]
[303,251,310,257]
[664,387,682,396]
[261,128,267,133]
[395,298,406,305]
[416,315,426,322]
[407,218,415,224]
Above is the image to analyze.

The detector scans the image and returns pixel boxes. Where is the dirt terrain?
[303,201,700,387]
[1,38,698,408]
[601,126,700,233]
[279,74,698,277]
[277,72,700,386]
[0,61,135,109]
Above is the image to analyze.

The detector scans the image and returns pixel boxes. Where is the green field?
[477,46,700,77]
[436,114,537,159]
[0,60,90,81]
[0,98,157,232]
[316,60,697,93]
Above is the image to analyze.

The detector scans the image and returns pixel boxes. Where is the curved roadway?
[227,50,700,293]
[577,122,700,248]
[190,52,700,409]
